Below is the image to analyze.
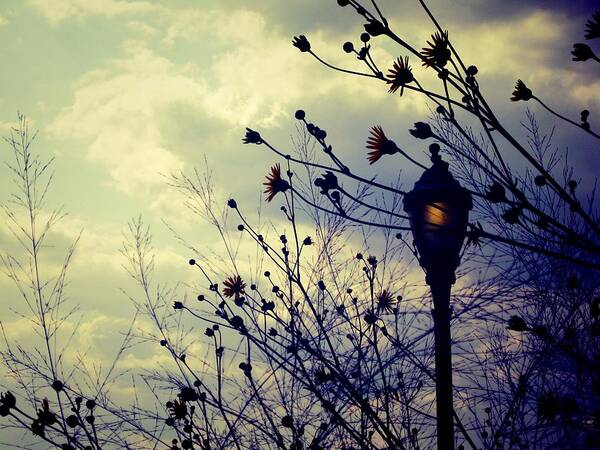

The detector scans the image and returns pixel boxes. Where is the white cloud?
[0,120,19,135]
[46,9,361,201]
[570,80,600,109]
[127,20,157,38]
[0,14,8,26]
[49,42,192,197]
[27,0,160,25]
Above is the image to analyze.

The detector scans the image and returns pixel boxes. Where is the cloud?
[0,120,19,135]
[26,0,160,25]
[127,20,157,38]
[46,7,384,204]
[450,11,568,81]
[570,80,600,109]
[0,14,7,26]
[48,42,192,198]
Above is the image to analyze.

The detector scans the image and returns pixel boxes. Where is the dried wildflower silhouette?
[387,56,414,94]
[376,289,397,314]
[366,126,399,164]
[572,43,597,62]
[421,30,451,67]
[485,182,506,203]
[510,79,533,101]
[292,35,311,52]
[263,163,290,202]
[0,392,15,417]
[585,10,600,40]
[409,121,434,139]
[314,170,339,194]
[222,274,246,299]
[364,18,387,37]
[507,315,528,332]
[242,127,262,144]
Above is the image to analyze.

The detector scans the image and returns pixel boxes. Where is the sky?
[1,0,599,445]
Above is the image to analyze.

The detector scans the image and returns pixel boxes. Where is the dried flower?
[572,43,597,61]
[364,19,387,37]
[242,128,262,144]
[534,175,546,187]
[31,419,45,437]
[465,223,483,249]
[314,367,333,385]
[261,300,275,312]
[409,122,434,139]
[501,207,521,224]
[167,399,188,420]
[421,31,451,67]
[223,275,246,299]
[292,35,311,52]
[281,415,294,428]
[364,310,378,325]
[66,415,79,428]
[507,315,528,332]
[466,65,478,76]
[314,171,339,195]
[485,182,506,203]
[387,56,414,95]
[376,290,397,314]
[230,315,245,330]
[585,11,600,40]
[264,164,290,202]
[36,399,56,427]
[0,392,16,417]
[510,80,533,102]
[366,126,400,164]
[173,301,184,310]
[239,362,252,377]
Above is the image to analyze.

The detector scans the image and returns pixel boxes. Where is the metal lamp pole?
[403,145,472,450]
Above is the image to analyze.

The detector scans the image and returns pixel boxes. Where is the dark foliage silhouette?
[2,2,600,450]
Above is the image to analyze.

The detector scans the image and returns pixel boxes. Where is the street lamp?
[403,144,472,450]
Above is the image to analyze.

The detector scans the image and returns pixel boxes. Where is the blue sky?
[1,0,599,444]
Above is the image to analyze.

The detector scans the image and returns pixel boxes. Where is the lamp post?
[403,145,472,450]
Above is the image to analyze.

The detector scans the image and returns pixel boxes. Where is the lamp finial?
[429,143,442,164]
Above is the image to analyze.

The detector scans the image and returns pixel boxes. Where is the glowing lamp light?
[403,148,472,284]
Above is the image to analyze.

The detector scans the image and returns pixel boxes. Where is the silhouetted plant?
[235,1,600,448]
[111,125,518,449]
[2,2,600,449]
[0,115,173,449]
